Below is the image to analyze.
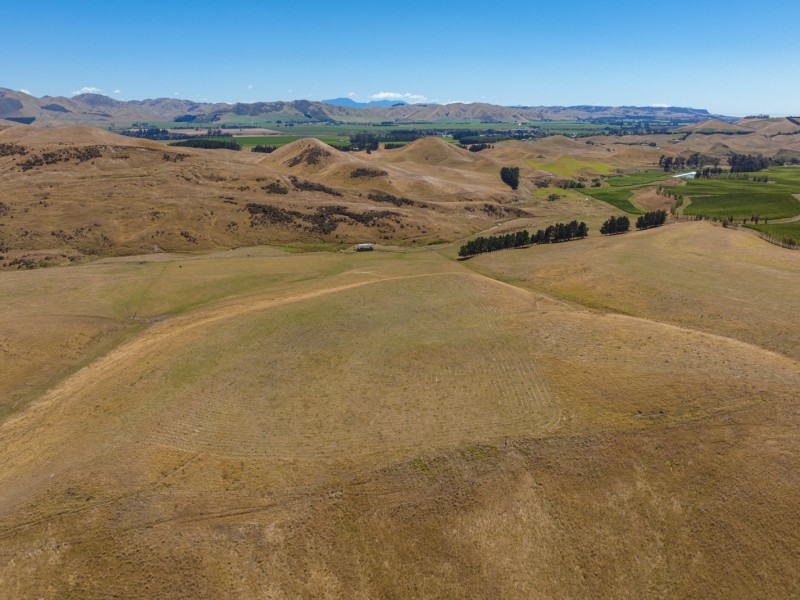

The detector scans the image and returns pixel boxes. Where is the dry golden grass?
[469,220,800,360]
[0,128,523,266]
[1,223,799,598]
[2,126,800,598]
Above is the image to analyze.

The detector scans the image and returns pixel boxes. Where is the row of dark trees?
[686,152,721,168]
[659,153,722,172]
[728,152,772,173]
[500,166,520,190]
[658,155,687,172]
[463,143,494,152]
[556,179,586,189]
[458,220,588,257]
[695,166,724,178]
[348,130,428,151]
[636,210,667,230]
[600,215,630,235]
[170,139,241,151]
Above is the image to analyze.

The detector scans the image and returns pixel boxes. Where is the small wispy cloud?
[173,92,180,97]
[247,84,253,90]
[369,91,428,103]
[71,86,104,96]
[113,89,122,95]
[347,91,356,98]
[20,88,31,95]
[651,103,670,108]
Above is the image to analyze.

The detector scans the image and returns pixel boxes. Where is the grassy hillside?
[745,220,800,246]
[1,122,799,598]
[0,222,799,597]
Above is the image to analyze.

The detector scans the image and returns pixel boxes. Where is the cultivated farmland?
[680,166,800,219]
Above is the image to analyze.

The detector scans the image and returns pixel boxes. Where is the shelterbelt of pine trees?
[600,215,630,235]
[458,220,588,258]
[635,210,668,230]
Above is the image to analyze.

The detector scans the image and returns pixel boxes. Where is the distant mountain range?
[321,98,410,108]
[0,87,735,127]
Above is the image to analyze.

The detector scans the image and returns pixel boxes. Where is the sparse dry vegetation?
[1,121,799,599]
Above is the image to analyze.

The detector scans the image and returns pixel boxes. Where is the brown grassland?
[0,122,799,598]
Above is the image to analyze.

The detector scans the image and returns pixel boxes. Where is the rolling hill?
[0,221,798,598]
[0,126,531,267]
[0,109,799,599]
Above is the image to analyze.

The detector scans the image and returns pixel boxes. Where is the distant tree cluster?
[383,143,406,150]
[728,152,771,173]
[500,166,520,190]
[464,143,494,152]
[459,230,532,257]
[124,128,185,141]
[635,210,667,230]
[694,166,724,178]
[600,215,630,235]
[458,220,588,258]
[556,179,586,189]
[349,132,380,151]
[685,152,720,168]
[170,139,241,151]
[347,130,427,152]
[252,145,278,153]
[532,220,588,243]
[658,155,686,172]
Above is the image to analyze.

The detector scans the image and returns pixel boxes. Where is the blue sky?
[3,0,797,116]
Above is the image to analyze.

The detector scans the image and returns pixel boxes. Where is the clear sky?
[3,0,797,116]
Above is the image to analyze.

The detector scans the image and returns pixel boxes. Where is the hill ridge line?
[466,268,800,365]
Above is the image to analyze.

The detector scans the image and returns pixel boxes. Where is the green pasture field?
[607,171,671,187]
[744,221,800,245]
[582,188,644,214]
[116,119,610,137]
[681,166,800,219]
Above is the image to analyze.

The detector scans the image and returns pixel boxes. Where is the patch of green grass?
[687,192,799,219]
[744,221,800,246]
[583,188,644,214]
[411,459,433,477]
[681,166,800,219]
[607,171,671,187]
